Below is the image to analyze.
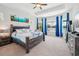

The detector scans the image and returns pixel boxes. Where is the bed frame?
[12,32,45,53]
[11,25,45,53]
[26,33,45,53]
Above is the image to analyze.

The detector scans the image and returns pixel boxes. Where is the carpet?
[0,36,71,56]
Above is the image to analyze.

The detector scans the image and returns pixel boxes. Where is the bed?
[11,28,45,53]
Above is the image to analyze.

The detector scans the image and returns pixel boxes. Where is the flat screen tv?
[11,16,29,23]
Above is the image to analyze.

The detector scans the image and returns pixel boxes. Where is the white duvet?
[12,31,43,43]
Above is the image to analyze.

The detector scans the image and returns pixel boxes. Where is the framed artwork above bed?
[11,16,29,23]
[10,16,30,30]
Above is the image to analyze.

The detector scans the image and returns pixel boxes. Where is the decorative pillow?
[34,32,40,35]
[16,29,22,33]
[16,29,29,33]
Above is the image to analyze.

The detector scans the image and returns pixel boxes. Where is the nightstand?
[0,33,11,46]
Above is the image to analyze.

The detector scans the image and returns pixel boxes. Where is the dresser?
[0,25,13,46]
[0,33,11,46]
[67,32,79,56]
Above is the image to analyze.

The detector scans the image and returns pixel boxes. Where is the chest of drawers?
[67,32,79,56]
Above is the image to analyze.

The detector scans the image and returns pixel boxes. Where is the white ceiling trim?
[36,8,68,17]
[35,4,65,15]
[0,3,63,16]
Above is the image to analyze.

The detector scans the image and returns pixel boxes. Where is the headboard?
[11,21,30,32]
[12,26,30,32]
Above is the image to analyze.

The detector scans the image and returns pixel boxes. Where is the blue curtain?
[42,17,47,35]
[67,13,70,32]
[45,18,47,35]
[42,18,43,32]
[56,16,59,36]
[60,16,63,37]
[36,18,38,29]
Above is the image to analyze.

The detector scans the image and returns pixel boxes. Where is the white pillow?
[16,29,29,33]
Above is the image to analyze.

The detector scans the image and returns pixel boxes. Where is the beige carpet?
[0,43,26,56]
[0,36,71,56]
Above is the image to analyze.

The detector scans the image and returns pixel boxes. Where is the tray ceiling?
[0,3,63,16]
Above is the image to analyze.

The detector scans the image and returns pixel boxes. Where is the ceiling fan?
[32,3,47,10]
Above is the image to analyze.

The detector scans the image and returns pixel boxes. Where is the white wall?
[68,4,79,31]
[0,4,36,30]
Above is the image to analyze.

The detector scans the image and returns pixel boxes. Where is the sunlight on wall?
[0,12,4,26]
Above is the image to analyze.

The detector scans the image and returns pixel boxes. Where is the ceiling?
[0,3,63,16]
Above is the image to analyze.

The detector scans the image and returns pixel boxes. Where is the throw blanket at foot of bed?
[11,31,45,53]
